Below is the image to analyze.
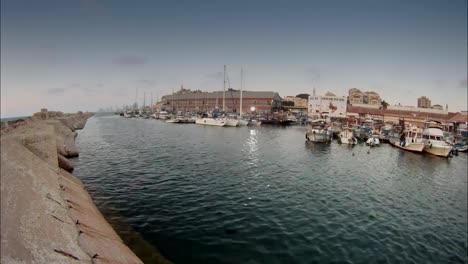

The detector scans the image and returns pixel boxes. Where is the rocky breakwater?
[1,110,145,263]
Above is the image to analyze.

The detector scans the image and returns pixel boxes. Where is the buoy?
[352,153,355,156]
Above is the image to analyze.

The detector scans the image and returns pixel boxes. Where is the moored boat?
[422,121,453,157]
[366,135,380,146]
[339,127,358,145]
[390,127,425,152]
[305,119,332,143]
[195,117,226,127]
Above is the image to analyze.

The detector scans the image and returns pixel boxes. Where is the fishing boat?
[339,127,358,145]
[390,126,425,152]
[305,119,332,143]
[422,121,453,157]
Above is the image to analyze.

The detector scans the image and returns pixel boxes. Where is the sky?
[1,0,467,117]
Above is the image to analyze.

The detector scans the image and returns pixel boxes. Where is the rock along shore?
[1,110,145,263]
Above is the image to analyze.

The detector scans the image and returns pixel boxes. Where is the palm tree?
[381,100,389,109]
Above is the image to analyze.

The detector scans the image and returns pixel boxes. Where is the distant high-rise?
[417,96,431,108]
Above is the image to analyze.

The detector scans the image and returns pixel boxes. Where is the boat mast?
[223,65,226,112]
[135,87,138,111]
[172,88,175,112]
[240,68,243,117]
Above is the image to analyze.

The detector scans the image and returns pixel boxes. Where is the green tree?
[381,100,389,109]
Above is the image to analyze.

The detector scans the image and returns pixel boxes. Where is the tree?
[381,100,389,109]
[296,93,310,100]
[282,101,294,106]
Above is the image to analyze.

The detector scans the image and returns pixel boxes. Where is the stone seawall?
[1,111,145,263]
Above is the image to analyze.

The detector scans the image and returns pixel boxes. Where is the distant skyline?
[1,0,467,117]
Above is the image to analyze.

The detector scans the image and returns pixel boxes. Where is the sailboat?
[222,65,239,127]
[237,68,249,126]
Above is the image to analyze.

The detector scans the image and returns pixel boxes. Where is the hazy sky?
[1,0,467,117]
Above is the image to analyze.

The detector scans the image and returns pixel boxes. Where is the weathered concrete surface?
[1,112,144,264]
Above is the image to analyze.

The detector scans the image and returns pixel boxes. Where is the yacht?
[195,117,226,127]
[390,126,425,152]
[305,119,332,143]
[422,121,453,157]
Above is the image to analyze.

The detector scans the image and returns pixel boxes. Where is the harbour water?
[73,115,467,264]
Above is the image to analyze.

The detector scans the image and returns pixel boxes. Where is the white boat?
[158,111,169,120]
[340,128,358,145]
[422,122,453,157]
[165,118,179,123]
[248,119,262,126]
[366,135,380,146]
[305,119,332,143]
[123,112,134,118]
[237,119,249,126]
[195,118,226,127]
[390,127,425,152]
[224,118,239,127]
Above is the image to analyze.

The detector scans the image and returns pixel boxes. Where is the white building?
[308,92,347,118]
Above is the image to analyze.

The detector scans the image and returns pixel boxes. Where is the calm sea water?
[73,115,467,264]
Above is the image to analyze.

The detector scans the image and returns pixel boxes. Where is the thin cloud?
[459,78,467,88]
[138,79,156,86]
[47,88,67,94]
[113,56,148,66]
[205,72,223,80]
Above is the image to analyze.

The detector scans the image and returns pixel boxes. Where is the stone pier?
[1,110,146,263]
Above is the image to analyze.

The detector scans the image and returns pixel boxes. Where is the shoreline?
[0,110,155,263]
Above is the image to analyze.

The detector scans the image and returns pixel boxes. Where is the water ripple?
[74,116,468,264]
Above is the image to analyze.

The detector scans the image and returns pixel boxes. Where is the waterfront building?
[348,88,382,106]
[283,96,308,108]
[308,92,347,118]
[431,104,443,110]
[347,103,451,127]
[417,96,431,108]
[348,88,364,104]
[364,91,382,105]
[282,96,308,113]
[160,88,282,114]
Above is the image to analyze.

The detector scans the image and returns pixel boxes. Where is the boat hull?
[225,119,239,127]
[237,120,249,126]
[248,120,262,126]
[195,118,226,127]
[423,145,452,157]
[306,132,331,143]
[390,141,424,152]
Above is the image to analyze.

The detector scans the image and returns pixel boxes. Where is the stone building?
[282,96,308,108]
[417,96,431,108]
[160,89,282,114]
